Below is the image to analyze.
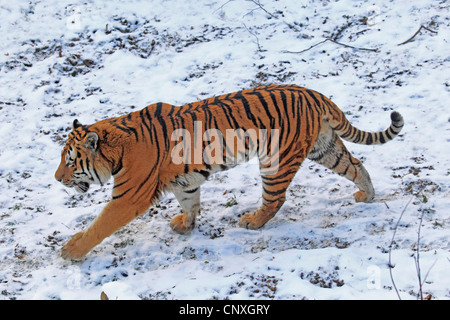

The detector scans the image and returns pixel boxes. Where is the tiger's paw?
[170,215,194,234]
[238,213,264,230]
[61,231,90,260]
[354,190,374,203]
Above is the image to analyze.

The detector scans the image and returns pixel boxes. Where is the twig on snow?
[398,25,438,46]
[213,0,235,14]
[282,37,379,54]
[388,183,432,300]
[414,209,424,300]
[245,0,278,20]
[328,38,379,52]
[388,195,414,300]
[243,23,263,52]
[245,0,301,32]
[282,38,329,54]
[412,194,438,300]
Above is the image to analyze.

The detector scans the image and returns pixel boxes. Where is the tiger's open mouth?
[75,181,90,193]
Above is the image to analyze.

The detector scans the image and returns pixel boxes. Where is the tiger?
[55,84,404,259]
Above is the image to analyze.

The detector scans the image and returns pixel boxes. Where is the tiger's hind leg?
[239,160,303,230]
[170,187,201,234]
[307,124,375,202]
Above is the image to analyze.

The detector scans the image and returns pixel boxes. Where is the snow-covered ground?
[0,0,448,300]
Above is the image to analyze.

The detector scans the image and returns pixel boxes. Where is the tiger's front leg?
[170,187,201,234]
[239,158,304,230]
[61,231,90,260]
[61,196,152,259]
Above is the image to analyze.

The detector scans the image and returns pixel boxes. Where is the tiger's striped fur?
[55,84,404,259]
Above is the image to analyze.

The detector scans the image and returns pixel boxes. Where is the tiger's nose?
[55,172,62,182]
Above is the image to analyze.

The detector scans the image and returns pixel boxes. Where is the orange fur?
[55,84,403,259]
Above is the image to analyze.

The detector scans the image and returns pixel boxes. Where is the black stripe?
[236,93,258,127]
[155,103,169,151]
[221,101,240,129]
[330,150,345,170]
[139,108,152,140]
[98,145,113,164]
[261,169,297,181]
[365,133,373,145]
[112,187,133,200]
[122,118,139,142]
[133,166,158,199]
[114,179,130,189]
[304,91,322,130]
[263,185,286,197]
[339,123,353,138]
[347,126,358,141]
[154,102,163,116]
[111,121,133,135]
[144,107,154,142]
[112,157,123,175]
[279,89,288,109]
[262,178,292,186]
[354,129,362,143]
[307,151,325,162]
[79,158,86,175]
[340,164,350,177]
[248,91,273,127]
[279,90,290,121]
[305,89,322,109]
[133,178,158,204]
[359,131,366,144]
[200,104,214,131]
[152,122,161,163]
[386,128,394,140]
[290,91,297,118]
[139,122,146,142]
[167,104,177,131]
[268,91,282,127]
[301,93,312,136]
[333,121,345,131]
[218,102,239,131]
[196,169,210,179]
[92,166,103,186]
[262,194,277,204]
[298,90,311,111]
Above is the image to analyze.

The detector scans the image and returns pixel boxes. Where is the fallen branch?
[388,195,414,300]
[282,37,379,54]
[398,25,437,46]
[246,0,278,20]
[245,0,301,32]
[414,209,424,300]
[412,192,438,300]
[213,0,234,14]
[282,39,328,54]
[328,38,379,52]
[243,23,263,52]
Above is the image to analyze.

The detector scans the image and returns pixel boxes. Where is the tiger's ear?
[73,119,82,130]
[84,132,99,151]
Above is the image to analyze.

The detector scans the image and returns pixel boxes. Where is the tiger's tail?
[325,101,404,145]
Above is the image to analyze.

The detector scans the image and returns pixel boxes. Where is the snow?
[0,0,449,300]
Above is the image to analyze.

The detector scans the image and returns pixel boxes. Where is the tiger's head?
[55,119,111,193]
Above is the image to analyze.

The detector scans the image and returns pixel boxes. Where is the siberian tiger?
[55,84,404,259]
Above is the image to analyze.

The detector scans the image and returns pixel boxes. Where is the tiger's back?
[55,84,404,259]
